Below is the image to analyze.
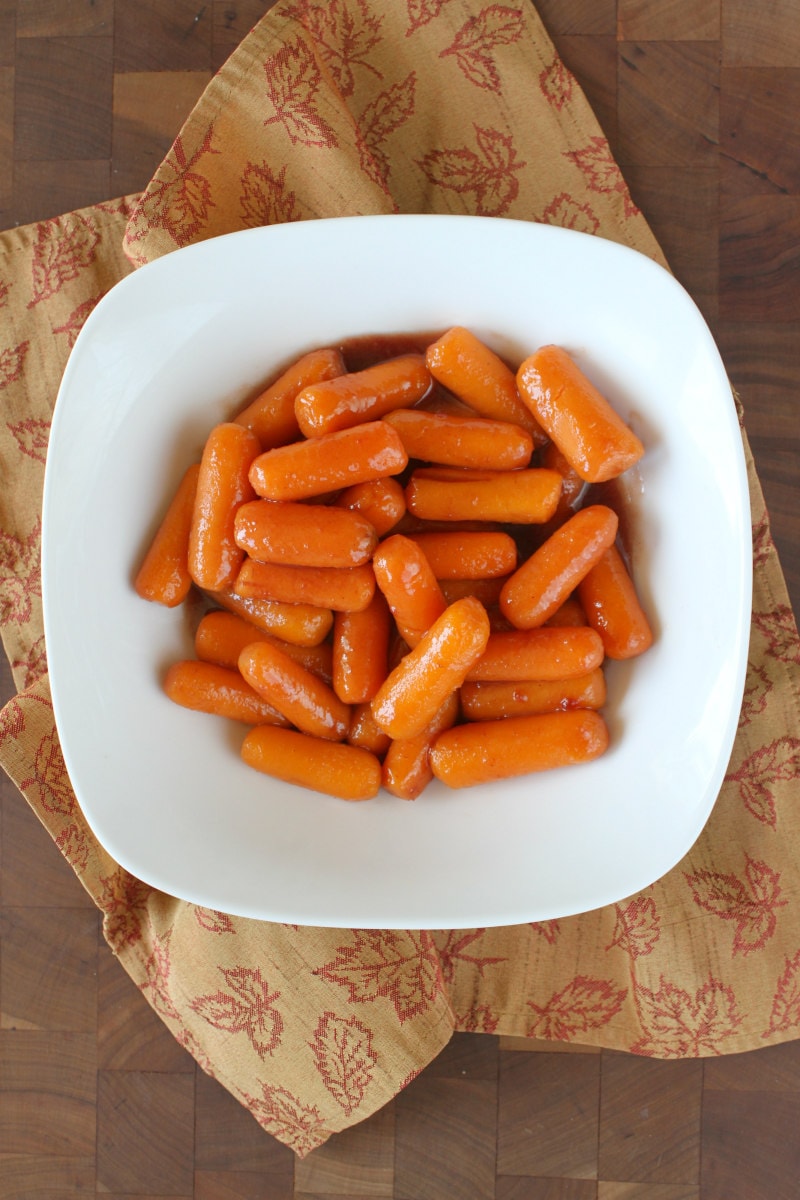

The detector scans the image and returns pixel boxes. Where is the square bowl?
[42,214,752,929]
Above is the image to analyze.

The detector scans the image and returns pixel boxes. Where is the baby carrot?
[405,531,517,580]
[430,709,609,788]
[248,420,408,502]
[500,505,619,629]
[241,725,381,801]
[382,692,460,800]
[545,596,588,626]
[425,326,546,443]
[405,468,562,525]
[234,500,378,567]
[134,463,200,606]
[295,354,432,437]
[188,422,261,591]
[542,440,588,517]
[163,660,288,725]
[439,576,508,607]
[372,534,447,648]
[239,641,351,742]
[577,544,654,659]
[233,347,346,449]
[234,559,375,612]
[336,477,407,537]
[332,590,392,704]
[460,670,607,720]
[210,588,333,646]
[195,609,333,681]
[347,703,392,756]
[516,345,645,483]
[382,407,534,471]
[465,626,604,682]
[370,595,490,740]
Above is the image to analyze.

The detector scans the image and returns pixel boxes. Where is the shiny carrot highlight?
[248,420,408,502]
[294,354,432,437]
[430,709,609,788]
[460,670,607,721]
[577,544,654,659]
[382,692,460,800]
[233,347,346,449]
[382,407,533,471]
[210,589,333,647]
[188,423,261,591]
[163,660,288,725]
[134,463,200,606]
[466,626,605,682]
[405,468,562,525]
[241,726,381,801]
[372,533,447,648]
[332,591,392,705]
[234,559,375,612]
[336,477,406,536]
[234,500,378,567]
[347,703,392,756]
[405,531,517,580]
[239,641,351,742]
[195,610,333,681]
[516,344,645,482]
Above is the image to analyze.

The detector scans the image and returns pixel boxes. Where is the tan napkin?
[2,0,800,1156]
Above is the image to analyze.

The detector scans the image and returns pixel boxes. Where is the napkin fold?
[2,0,800,1156]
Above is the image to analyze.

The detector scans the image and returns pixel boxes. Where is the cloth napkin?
[2,0,800,1156]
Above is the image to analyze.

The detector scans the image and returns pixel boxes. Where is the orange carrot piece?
[382,692,460,801]
[405,531,517,580]
[134,463,200,606]
[577,544,654,659]
[500,505,619,629]
[294,354,432,437]
[439,576,509,607]
[234,500,378,567]
[210,588,333,646]
[163,659,288,725]
[332,591,392,704]
[233,347,346,449]
[239,642,351,742]
[370,595,490,740]
[466,626,604,682]
[188,423,261,591]
[372,533,447,648]
[347,703,392,756]
[460,670,607,720]
[248,420,408,502]
[516,345,645,483]
[430,709,609,787]
[241,725,381,801]
[544,596,588,627]
[425,326,546,443]
[234,559,375,612]
[382,407,533,471]
[542,440,588,517]
[195,610,333,681]
[336,476,407,537]
[405,468,562,525]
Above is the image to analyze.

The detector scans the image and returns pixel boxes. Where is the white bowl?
[42,215,751,929]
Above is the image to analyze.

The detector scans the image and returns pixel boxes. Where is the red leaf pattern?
[357,71,416,189]
[263,36,339,148]
[539,56,573,110]
[440,6,524,93]
[8,418,50,465]
[763,949,800,1038]
[530,919,560,943]
[29,214,100,306]
[455,1002,500,1034]
[539,192,600,234]
[98,869,152,950]
[527,976,627,1040]
[725,737,800,829]
[244,1083,327,1155]
[417,123,525,215]
[0,340,30,389]
[310,1011,377,1114]
[318,930,443,1023]
[685,856,787,955]
[406,0,453,35]
[285,0,383,97]
[55,822,90,874]
[738,661,771,728]
[632,975,742,1056]
[19,726,73,817]
[433,929,507,984]
[11,633,48,689]
[239,161,301,227]
[565,135,640,219]
[141,927,180,1021]
[191,965,284,1057]
[606,895,661,958]
[194,906,237,934]
[751,605,800,666]
[0,516,41,626]
[128,127,218,250]
[752,513,774,568]
[52,294,103,348]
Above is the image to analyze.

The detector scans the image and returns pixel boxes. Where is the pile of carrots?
[134,327,653,802]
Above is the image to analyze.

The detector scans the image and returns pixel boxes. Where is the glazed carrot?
[295,354,432,437]
[405,531,517,580]
[544,596,588,626]
[210,589,333,646]
[439,576,508,607]
[233,347,346,449]
[347,703,392,756]
[336,477,406,536]
[188,423,261,591]
[466,626,605,682]
[382,408,533,471]
[372,534,447,648]
[425,326,546,443]
[500,505,619,629]
[577,544,654,659]
[241,725,381,801]
[234,559,375,612]
[516,345,645,482]
[370,595,490,740]
[234,500,378,567]
[430,709,609,788]
[248,420,408,501]
[382,692,460,800]
[195,610,333,681]
[405,468,562,525]
[239,642,351,742]
[332,591,392,704]
[163,660,288,725]
[460,670,607,720]
[134,463,200,606]
[542,440,588,517]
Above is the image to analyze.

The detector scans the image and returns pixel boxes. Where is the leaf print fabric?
[1,0,800,1160]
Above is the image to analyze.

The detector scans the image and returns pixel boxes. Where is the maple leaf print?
[310,1011,377,1115]
[406,0,453,35]
[440,5,525,93]
[685,855,787,956]
[19,726,74,816]
[417,123,525,216]
[263,35,338,149]
[632,974,742,1056]
[738,661,771,728]
[194,905,236,934]
[239,161,301,228]
[0,516,41,626]
[98,868,151,950]
[530,919,560,943]
[526,976,627,1040]
[318,929,443,1023]
[455,1003,500,1034]
[539,56,573,110]
[244,1082,327,1155]
[606,895,661,958]
[751,604,800,666]
[8,417,50,465]
[12,633,48,689]
[433,929,507,984]
[55,821,90,874]
[725,736,800,829]
[0,695,26,746]
[141,927,180,1021]
[751,513,773,568]
[565,135,640,220]
[191,966,284,1058]
[129,127,218,250]
[540,192,600,235]
[29,213,101,306]
[357,71,416,188]
[0,340,30,389]
[52,294,103,348]
[763,949,800,1038]
[284,0,383,97]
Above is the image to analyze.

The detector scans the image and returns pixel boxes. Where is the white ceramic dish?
[42,214,751,929]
